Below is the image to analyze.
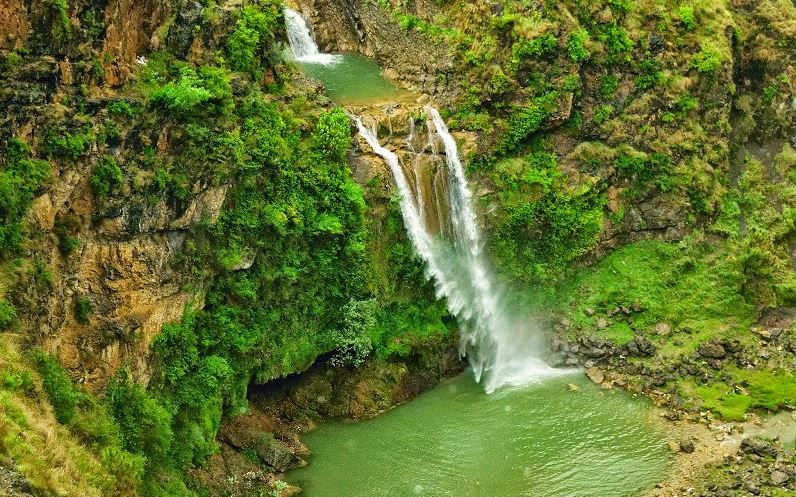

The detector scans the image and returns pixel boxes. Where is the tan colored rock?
[0,0,28,50]
[585,367,605,385]
[102,0,172,86]
[29,193,56,230]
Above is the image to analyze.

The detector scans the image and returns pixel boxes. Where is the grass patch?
[526,240,757,346]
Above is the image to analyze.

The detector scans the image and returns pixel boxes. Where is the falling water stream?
[283,8,671,496]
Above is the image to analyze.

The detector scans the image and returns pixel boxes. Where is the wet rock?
[740,437,777,458]
[679,439,695,453]
[567,383,580,392]
[698,340,727,359]
[585,367,605,385]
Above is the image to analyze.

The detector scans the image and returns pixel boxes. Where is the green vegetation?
[691,45,723,73]
[490,151,604,282]
[33,352,78,424]
[227,1,282,77]
[91,155,124,198]
[567,29,590,63]
[0,138,50,255]
[0,298,15,330]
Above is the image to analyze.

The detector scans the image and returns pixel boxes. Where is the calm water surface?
[298,53,407,105]
[287,373,671,497]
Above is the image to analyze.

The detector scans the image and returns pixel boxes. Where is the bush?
[106,372,174,467]
[502,92,558,152]
[328,299,377,367]
[150,67,212,114]
[0,138,50,255]
[311,108,351,163]
[0,299,15,330]
[108,100,137,118]
[44,130,92,159]
[33,352,78,424]
[227,2,282,76]
[90,155,123,198]
[74,297,91,324]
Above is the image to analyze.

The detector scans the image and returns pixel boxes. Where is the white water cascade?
[284,8,341,65]
[356,110,568,393]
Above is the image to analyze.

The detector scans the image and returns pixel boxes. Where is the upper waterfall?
[284,8,341,65]
[356,109,568,393]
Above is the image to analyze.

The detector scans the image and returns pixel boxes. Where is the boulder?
[770,470,789,485]
[698,340,727,359]
[740,437,777,458]
[679,439,695,453]
[585,367,605,385]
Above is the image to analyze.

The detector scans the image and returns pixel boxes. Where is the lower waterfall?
[356,111,565,392]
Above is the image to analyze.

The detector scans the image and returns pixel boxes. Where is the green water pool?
[287,373,671,497]
[298,53,407,105]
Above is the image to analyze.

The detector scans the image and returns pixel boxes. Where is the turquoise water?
[287,373,671,497]
[298,53,407,105]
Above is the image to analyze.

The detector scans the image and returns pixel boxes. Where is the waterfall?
[357,109,567,393]
[284,8,341,65]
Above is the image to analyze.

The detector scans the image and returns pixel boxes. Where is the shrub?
[105,372,174,466]
[502,92,558,152]
[227,2,282,76]
[108,100,137,118]
[328,299,377,367]
[101,447,145,497]
[1,138,50,255]
[567,29,590,63]
[33,352,78,424]
[74,297,91,324]
[44,130,92,159]
[150,67,212,114]
[0,299,15,330]
[311,108,351,163]
[90,155,123,198]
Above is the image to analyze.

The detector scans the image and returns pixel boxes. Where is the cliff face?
[0,0,233,390]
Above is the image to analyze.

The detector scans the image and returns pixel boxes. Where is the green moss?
[691,45,723,73]
[567,29,591,62]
